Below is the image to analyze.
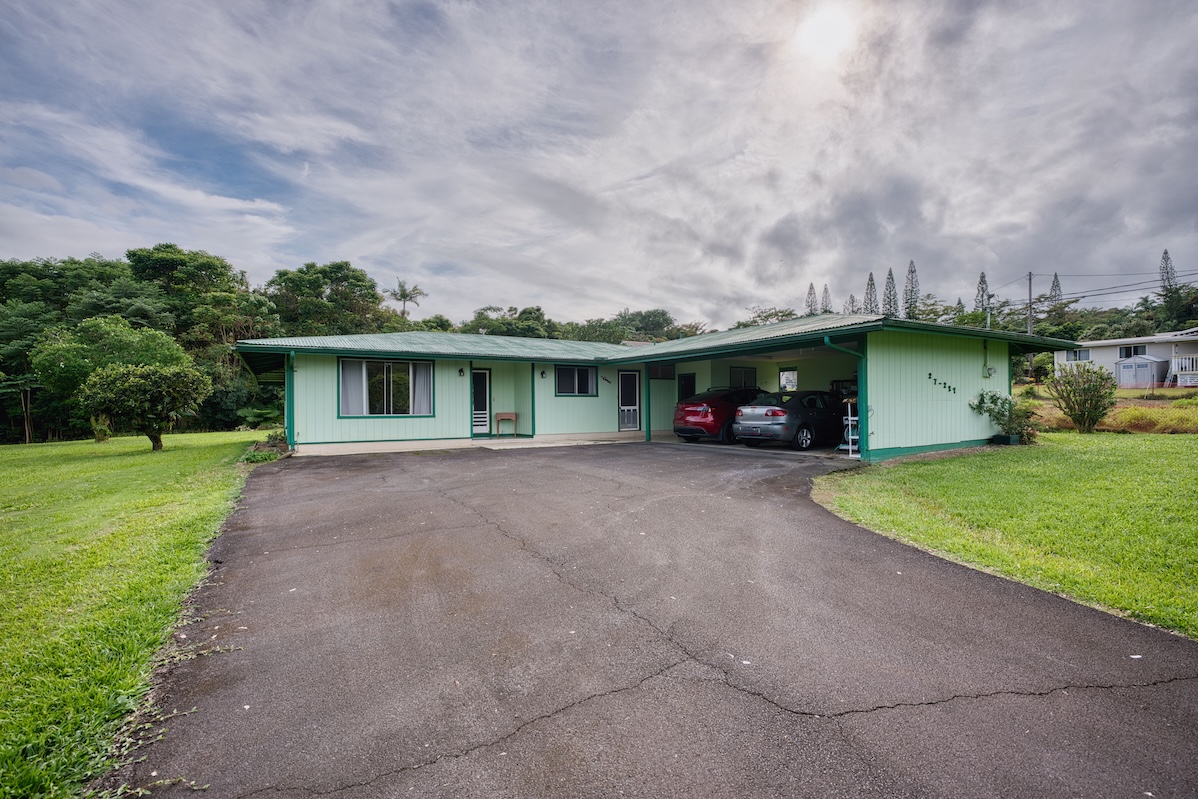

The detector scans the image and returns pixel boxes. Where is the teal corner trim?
[285,351,296,448]
[823,335,867,460]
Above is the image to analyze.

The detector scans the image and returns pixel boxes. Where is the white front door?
[618,371,640,431]
[472,370,490,434]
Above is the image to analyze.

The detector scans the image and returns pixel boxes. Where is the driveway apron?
[101,444,1198,798]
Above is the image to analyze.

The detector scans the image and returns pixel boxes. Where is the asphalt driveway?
[103,443,1198,797]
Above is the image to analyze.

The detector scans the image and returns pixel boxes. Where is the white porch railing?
[1172,355,1198,374]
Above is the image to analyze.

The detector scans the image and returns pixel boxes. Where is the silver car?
[732,390,843,450]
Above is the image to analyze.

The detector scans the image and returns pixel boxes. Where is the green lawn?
[815,433,1197,639]
[0,431,259,799]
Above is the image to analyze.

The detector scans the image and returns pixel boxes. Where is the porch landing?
[294,431,655,456]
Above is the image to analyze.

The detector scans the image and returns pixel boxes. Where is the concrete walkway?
[98,444,1198,797]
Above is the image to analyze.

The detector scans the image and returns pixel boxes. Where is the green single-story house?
[234,313,1073,461]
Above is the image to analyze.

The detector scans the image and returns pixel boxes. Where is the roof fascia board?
[234,343,607,365]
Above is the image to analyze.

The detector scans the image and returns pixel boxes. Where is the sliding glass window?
[340,359,433,416]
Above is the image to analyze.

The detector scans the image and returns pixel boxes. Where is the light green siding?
[649,377,675,431]
[292,354,470,444]
[531,362,623,434]
[771,352,859,391]
[865,331,1009,453]
[471,361,533,436]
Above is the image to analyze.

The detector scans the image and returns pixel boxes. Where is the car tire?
[680,435,700,443]
[791,425,815,451]
[719,420,737,444]
[742,440,762,448]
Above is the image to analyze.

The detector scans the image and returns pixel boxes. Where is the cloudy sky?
[2,1,1196,328]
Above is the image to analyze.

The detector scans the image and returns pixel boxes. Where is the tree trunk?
[21,388,33,445]
[148,433,163,451]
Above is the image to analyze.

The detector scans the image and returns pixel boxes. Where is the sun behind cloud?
[795,2,858,67]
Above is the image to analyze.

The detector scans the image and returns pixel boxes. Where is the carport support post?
[643,365,651,442]
[285,351,296,449]
[823,336,867,461]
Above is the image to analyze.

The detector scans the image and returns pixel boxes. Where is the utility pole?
[1026,272,1034,380]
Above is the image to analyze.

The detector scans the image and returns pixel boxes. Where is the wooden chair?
[494,412,517,436]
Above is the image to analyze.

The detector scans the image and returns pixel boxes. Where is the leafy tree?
[1159,249,1177,292]
[417,314,454,332]
[804,283,819,316]
[863,273,879,314]
[612,308,676,340]
[126,244,247,335]
[1048,273,1063,303]
[843,294,862,314]
[79,363,212,451]
[462,306,563,338]
[30,316,190,439]
[882,268,900,316]
[1045,362,1117,433]
[820,284,832,314]
[560,318,633,344]
[902,261,920,319]
[388,280,428,318]
[0,299,60,443]
[973,272,991,312]
[733,306,798,328]
[265,261,390,336]
[65,276,175,330]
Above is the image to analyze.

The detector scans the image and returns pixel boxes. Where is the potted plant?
[969,390,1039,445]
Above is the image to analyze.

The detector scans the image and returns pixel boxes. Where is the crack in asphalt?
[229,657,690,799]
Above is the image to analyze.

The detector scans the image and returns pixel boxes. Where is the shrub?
[1020,385,1042,399]
[1172,398,1198,408]
[969,390,1040,443]
[1045,362,1117,433]
[241,450,280,463]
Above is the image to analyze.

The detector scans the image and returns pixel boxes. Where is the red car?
[673,386,766,444]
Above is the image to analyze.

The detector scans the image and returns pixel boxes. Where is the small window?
[1066,349,1090,362]
[1119,345,1146,358]
[556,366,598,396]
[648,363,675,380]
[728,366,757,387]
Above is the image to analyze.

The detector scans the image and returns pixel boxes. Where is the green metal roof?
[235,315,1076,377]
[235,331,631,363]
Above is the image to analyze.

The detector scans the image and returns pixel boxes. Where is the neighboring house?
[1052,327,1198,388]
[235,314,1072,462]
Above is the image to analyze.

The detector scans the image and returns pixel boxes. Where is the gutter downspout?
[823,336,868,461]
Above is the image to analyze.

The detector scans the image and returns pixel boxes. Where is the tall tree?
[820,284,832,314]
[863,273,879,314]
[265,261,392,336]
[387,279,428,318]
[902,260,920,319]
[1159,249,1177,292]
[126,244,246,336]
[973,272,991,312]
[843,294,862,314]
[1048,273,1063,303]
[882,269,900,316]
[805,283,819,316]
